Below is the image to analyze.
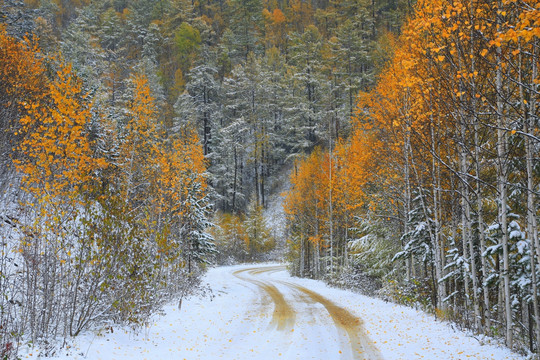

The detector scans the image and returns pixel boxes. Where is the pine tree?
[183,48,221,155]
[227,0,263,61]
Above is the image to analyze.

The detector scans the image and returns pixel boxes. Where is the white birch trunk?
[496,1,512,345]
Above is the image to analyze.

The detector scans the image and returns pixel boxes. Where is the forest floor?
[24,263,525,360]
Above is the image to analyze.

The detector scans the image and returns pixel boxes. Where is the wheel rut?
[232,268,295,330]
[234,265,384,360]
[282,281,383,360]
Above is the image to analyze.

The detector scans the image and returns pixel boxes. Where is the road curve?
[233,267,296,330]
[233,265,384,360]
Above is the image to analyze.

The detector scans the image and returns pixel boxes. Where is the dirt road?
[232,265,383,360]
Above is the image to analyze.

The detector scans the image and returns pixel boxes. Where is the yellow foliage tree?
[16,62,106,204]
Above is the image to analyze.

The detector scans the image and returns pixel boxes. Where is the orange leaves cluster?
[285,148,324,216]
[0,25,48,166]
[156,127,207,220]
[1,31,106,203]
[333,130,380,214]
[284,130,378,247]
[127,75,212,262]
[0,25,46,105]
[500,0,540,42]
[117,74,209,252]
[263,8,286,25]
[3,24,107,205]
[353,0,540,235]
[263,7,288,49]
[17,63,106,202]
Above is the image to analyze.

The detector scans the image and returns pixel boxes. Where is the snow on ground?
[22,263,524,360]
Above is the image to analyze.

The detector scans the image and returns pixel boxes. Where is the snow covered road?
[232,266,382,359]
[35,263,525,360]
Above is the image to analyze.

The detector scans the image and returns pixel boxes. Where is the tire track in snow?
[282,281,383,360]
[232,268,296,331]
[244,265,384,360]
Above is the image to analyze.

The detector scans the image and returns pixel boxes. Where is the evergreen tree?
[227,0,263,61]
[287,25,328,149]
[183,47,221,155]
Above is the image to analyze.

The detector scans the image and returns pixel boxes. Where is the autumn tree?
[0,25,47,189]
[335,0,540,352]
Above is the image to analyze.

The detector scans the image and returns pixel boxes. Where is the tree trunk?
[461,128,481,331]
[430,95,446,310]
[496,1,512,345]
[474,103,491,332]
[404,107,412,282]
[467,1,491,329]
[523,38,540,350]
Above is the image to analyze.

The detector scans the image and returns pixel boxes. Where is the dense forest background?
[2,0,411,212]
[1,0,539,358]
[0,0,410,357]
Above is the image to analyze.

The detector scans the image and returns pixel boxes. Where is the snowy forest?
[0,0,539,358]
